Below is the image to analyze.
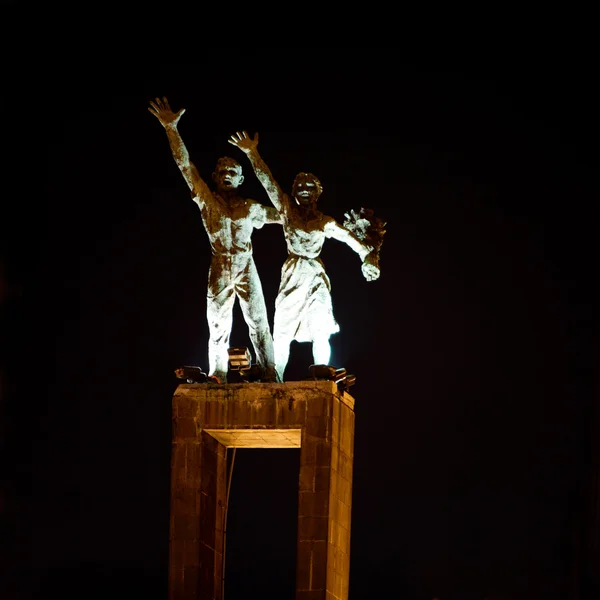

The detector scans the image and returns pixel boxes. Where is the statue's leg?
[207,283,235,383]
[272,279,295,382]
[270,255,311,382]
[311,334,331,367]
[236,260,277,380]
[273,333,292,383]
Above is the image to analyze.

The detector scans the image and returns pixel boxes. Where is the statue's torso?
[198,194,261,256]
[283,204,330,259]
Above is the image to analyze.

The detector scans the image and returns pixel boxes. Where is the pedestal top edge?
[174,380,356,409]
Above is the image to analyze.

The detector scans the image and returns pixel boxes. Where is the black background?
[1,40,599,600]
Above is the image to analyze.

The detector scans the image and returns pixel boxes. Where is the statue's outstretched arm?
[325,220,381,282]
[148,97,211,200]
[228,131,285,212]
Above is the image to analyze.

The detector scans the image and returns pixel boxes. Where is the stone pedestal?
[168,380,356,600]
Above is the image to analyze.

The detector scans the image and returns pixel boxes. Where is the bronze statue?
[229,131,383,382]
[148,99,281,383]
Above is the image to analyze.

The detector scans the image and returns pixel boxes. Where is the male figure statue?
[229,131,381,382]
[148,98,281,383]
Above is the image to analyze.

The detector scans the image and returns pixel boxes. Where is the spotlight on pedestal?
[227,347,266,382]
[333,367,347,384]
[308,364,356,391]
[308,364,337,380]
[174,365,208,383]
[338,373,356,392]
[228,347,252,371]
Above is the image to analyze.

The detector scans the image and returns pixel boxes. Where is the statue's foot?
[209,371,227,384]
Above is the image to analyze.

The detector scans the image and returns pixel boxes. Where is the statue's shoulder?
[241,197,269,217]
[244,197,262,210]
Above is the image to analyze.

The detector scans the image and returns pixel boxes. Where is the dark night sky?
[1,45,599,600]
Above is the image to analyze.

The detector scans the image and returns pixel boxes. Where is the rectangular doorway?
[222,448,300,600]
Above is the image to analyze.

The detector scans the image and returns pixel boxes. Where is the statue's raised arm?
[148,97,211,201]
[228,131,286,213]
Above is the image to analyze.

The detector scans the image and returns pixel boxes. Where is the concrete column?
[296,387,355,600]
[168,381,355,600]
[169,404,227,599]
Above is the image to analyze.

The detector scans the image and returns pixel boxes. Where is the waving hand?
[228,130,259,155]
[148,96,186,129]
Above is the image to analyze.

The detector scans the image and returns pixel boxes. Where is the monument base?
[169,380,356,600]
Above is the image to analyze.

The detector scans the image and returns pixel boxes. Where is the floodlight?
[228,347,252,371]
[338,373,356,392]
[309,364,337,380]
[308,364,356,391]
[175,365,208,383]
[333,368,347,383]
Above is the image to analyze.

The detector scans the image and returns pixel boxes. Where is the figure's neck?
[218,190,239,203]
[296,201,318,219]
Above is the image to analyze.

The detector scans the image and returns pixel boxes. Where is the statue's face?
[213,165,244,191]
[293,175,320,206]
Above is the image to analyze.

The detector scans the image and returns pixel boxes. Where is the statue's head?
[212,157,244,192]
[292,172,322,207]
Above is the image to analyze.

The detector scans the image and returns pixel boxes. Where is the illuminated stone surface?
[169,380,356,600]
